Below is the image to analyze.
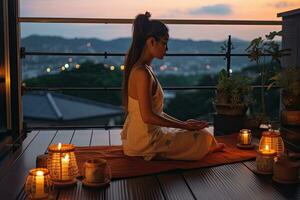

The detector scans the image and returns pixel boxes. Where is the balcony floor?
[0,129,299,200]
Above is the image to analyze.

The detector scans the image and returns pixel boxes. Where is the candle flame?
[265,145,269,151]
[58,143,62,150]
[36,170,44,176]
[63,153,70,161]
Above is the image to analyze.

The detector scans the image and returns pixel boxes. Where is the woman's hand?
[184,119,208,131]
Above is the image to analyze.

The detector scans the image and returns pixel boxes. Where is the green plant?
[215,69,252,106]
[268,67,300,110]
[245,31,288,114]
[268,67,300,95]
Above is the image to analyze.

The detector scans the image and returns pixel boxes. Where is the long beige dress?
[121,66,218,161]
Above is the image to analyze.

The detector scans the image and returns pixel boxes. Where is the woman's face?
[152,34,169,59]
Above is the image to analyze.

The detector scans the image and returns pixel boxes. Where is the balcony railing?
[19,17,284,129]
[18,17,282,25]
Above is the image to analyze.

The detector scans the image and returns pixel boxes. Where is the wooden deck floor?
[0,129,299,200]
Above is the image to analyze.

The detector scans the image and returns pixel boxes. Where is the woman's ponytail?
[122,12,168,114]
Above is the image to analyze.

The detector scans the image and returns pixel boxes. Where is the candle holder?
[25,168,53,199]
[82,158,111,188]
[236,129,255,149]
[259,130,284,157]
[47,143,78,187]
[255,149,276,174]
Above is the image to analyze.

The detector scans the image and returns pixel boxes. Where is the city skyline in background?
[20,0,300,41]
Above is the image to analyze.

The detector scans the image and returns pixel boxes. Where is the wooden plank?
[0,130,57,200]
[71,129,93,147]
[16,185,59,200]
[50,130,75,145]
[109,129,122,146]
[108,176,165,200]
[183,163,286,200]
[58,175,165,200]
[15,189,27,200]
[57,181,106,200]
[0,130,39,180]
[157,172,195,200]
[244,161,300,200]
[91,129,109,146]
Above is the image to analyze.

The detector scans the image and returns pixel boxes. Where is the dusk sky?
[20,0,300,41]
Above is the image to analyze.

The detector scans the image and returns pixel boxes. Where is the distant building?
[23,92,124,127]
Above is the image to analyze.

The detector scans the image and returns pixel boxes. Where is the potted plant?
[214,69,252,116]
[268,67,300,125]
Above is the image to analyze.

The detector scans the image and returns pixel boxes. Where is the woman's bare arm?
[132,67,206,130]
[162,112,185,124]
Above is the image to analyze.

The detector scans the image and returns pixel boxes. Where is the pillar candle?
[35,170,45,198]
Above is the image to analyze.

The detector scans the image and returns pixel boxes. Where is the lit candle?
[241,132,249,145]
[35,170,45,198]
[239,129,251,145]
[58,143,62,150]
[61,153,70,181]
[261,145,275,154]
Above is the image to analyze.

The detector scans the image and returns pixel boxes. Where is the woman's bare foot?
[209,143,226,153]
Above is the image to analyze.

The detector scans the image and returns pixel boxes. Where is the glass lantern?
[47,143,78,187]
[25,168,53,199]
[237,129,255,149]
[238,129,252,145]
[258,130,284,156]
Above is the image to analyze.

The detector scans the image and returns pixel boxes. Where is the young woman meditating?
[121,12,225,161]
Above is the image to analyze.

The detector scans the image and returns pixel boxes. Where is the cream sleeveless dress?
[121,65,218,161]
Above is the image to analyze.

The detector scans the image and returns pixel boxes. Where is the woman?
[121,12,225,161]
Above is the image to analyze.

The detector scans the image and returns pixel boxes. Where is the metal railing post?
[226,35,232,77]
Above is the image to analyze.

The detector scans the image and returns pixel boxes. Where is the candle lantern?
[237,129,255,149]
[47,143,78,187]
[25,168,53,199]
[255,146,276,174]
[259,130,284,156]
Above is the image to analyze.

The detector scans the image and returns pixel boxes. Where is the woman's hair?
[122,12,169,113]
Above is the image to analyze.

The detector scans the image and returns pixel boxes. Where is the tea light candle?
[61,154,70,181]
[261,145,275,155]
[241,131,250,145]
[238,129,252,146]
[35,170,45,198]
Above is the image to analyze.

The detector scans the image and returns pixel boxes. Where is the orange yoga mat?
[74,134,257,179]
